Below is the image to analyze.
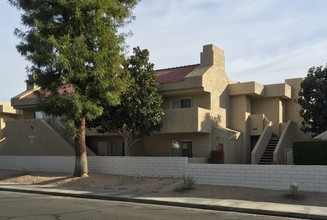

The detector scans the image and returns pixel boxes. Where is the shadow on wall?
[201,113,242,164]
[201,112,221,130]
[219,87,229,110]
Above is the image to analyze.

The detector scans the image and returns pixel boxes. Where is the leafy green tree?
[9,0,138,176]
[298,64,327,136]
[89,47,164,155]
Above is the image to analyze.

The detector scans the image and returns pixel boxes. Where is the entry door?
[111,142,124,156]
[181,140,193,158]
[98,141,110,156]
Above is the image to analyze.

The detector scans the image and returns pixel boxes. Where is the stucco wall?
[201,45,230,128]
[0,119,75,156]
[143,133,211,158]
[160,107,211,133]
[264,83,291,98]
[229,95,251,163]
[211,127,241,164]
[284,78,310,141]
[0,103,22,140]
[0,117,16,140]
[251,98,283,135]
[22,108,37,119]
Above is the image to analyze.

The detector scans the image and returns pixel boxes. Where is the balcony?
[228,82,292,99]
[160,107,211,133]
[228,81,264,97]
[264,83,292,99]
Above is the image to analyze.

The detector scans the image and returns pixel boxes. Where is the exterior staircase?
[44,117,96,156]
[258,136,279,164]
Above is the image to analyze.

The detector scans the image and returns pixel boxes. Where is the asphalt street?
[0,191,304,220]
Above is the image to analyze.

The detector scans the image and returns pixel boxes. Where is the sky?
[1,0,327,102]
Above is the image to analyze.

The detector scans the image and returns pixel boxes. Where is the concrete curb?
[0,185,326,220]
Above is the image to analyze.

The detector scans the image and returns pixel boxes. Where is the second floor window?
[171,98,192,109]
[34,111,48,119]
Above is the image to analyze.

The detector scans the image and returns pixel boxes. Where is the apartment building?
[1,44,310,164]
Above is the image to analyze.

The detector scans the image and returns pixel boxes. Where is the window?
[181,140,193,158]
[97,141,110,156]
[97,141,124,156]
[171,140,193,158]
[34,111,48,119]
[171,140,181,156]
[171,98,192,109]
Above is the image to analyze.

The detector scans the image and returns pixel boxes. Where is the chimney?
[200,44,225,69]
[26,74,37,90]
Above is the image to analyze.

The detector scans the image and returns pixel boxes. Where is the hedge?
[292,140,327,165]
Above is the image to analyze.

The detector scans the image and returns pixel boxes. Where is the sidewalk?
[0,182,326,219]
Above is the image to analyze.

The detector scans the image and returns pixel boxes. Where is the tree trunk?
[122,129,141,156]
[74,117,89,177]
[122,127,131,156]
[124,135,130,156]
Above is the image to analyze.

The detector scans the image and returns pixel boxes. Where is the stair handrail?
[251,121,273,164]
[44,117,75,146]
[43,117,96,156]
[263,115,270,127]
[273,120,297,164]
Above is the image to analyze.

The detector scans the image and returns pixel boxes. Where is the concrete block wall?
[0,156,326,192]
[186,164,327,192]
[88,156,187,177]
[0,156,187,178]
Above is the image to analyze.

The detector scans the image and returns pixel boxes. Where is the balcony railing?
[160,107,211,133]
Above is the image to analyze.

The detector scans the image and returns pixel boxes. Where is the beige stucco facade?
[0,102,22,140]
[140,44,309,163]
[0,119,75,156]
[2,44,310,163]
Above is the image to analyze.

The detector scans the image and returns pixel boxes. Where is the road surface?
[0,191,303,220]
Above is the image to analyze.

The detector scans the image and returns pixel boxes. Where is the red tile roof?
[21,84,74,100]
[156,64,199,84]
[20,65,199,100]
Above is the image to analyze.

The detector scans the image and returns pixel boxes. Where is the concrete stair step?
[258,136,279,165]
[259,161,273,164]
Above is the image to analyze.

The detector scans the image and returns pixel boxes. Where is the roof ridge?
[155,64,199,71]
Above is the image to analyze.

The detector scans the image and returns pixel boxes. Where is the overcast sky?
[1,0,327,102]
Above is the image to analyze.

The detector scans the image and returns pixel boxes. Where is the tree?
[298,64,327,136]
[89,47,164,155]
[9,0,139,177]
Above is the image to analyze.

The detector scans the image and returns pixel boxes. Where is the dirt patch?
[1,170,326,207]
